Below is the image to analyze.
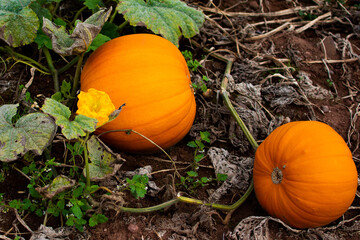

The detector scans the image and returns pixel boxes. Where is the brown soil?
[1,0,360,239]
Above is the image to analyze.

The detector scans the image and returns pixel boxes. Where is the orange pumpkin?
[80,34,196,152]
[253,121,358,228]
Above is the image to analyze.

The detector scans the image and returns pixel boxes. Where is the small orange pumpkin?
[80,34,196,152]
[253,121,358,228]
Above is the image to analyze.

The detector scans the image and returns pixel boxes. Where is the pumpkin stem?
[220,58,259,212]
[43,47,59,92]
[220,60,259,150]
[271,167,283,184]
[70,52,85,101]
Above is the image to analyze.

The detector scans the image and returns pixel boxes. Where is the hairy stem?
[42,47,59,92]
[58,56,80,74]
[118,21,129,34]
[220,60,258,150]
[81,133,91,188]
[70,52,85,100]
[119,198,180,213]
[0,46,49,73]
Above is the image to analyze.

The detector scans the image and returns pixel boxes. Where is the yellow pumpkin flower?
[76,88,115,127]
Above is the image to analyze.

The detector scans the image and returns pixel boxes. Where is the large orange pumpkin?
[80,34,196,152]
[253,121,358,228]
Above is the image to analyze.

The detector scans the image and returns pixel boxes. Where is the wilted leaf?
[0,0,40,47]
[36,175,76,199]
[0,104,56,162]
[42,98,97,140]
[42,7,112,55]
[117,0,204,46]
[84,136,125,181]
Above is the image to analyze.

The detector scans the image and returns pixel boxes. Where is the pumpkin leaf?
[42,7,112,55]
[84,0,104,10]
[36,175,76,199]
[0,104,57,162]
[84,136,125,181]
[42,98,97,140]
[0,0,40,47]
[117,0,204,47]
[88,33,111,51]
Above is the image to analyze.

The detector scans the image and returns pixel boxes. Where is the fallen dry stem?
[295,12,332,33]
[305,58,359,64]
[201,5,321,17]
[245,22,290,41]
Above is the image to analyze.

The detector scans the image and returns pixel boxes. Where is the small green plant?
[126,174,149,199]
[19,84,34,104]
[182,50,210,93]
[51,80,72,102]
[193,75,210,93]
[182,50,202,72]
[0,163,9,183]
[180,171,228,194]
[187,131,211,169]
[298,10,318,20]
[326,79,334,87]
[178,131,218,194]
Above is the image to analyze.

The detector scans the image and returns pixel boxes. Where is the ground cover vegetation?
[0,0,360,239]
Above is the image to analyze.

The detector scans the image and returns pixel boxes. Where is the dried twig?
[14,209,33,234]
[245,22,290,41]
[295,11,331,33]
[305,58,359,64]
[201,5,321,17]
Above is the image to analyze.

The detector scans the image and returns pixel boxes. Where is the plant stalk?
[118,181,254,213]
[82,133,91,188]
[220,60,259,150]
[58,56,80,74]
[119,198,180,213]
[70,52,85,101]
[43,47,59,92]
[0,46,49,73]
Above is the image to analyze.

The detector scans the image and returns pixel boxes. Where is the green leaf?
[187,171,198,177]
[100,22,119,39]
[34,30,53,49]
[84,136,124,181]
[54,18,67,27]
[88,33,111,51]
[30,1,52,25]
[36,175,76,199]
[42,7,112,55]
[0,0,40,47]
[126,174,149,199]
[89,213,108,227]
[187,141,197,148]
[71,204,83,219]
[117,0,204,47]
[216,173,228,182]
[0,104,57,162]
[200,131,210,143]
[84,0,103,10]
[72,185,84,198]
[194,153,204,163]
[41,98,97,139]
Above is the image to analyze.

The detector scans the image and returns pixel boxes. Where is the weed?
[326,79,334,87]
[182,50,210,93]
[180,171,228,194]
[182,50,202,72]
[187,131,211,169]
[126,174,149,199]
[298,10,317,21]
